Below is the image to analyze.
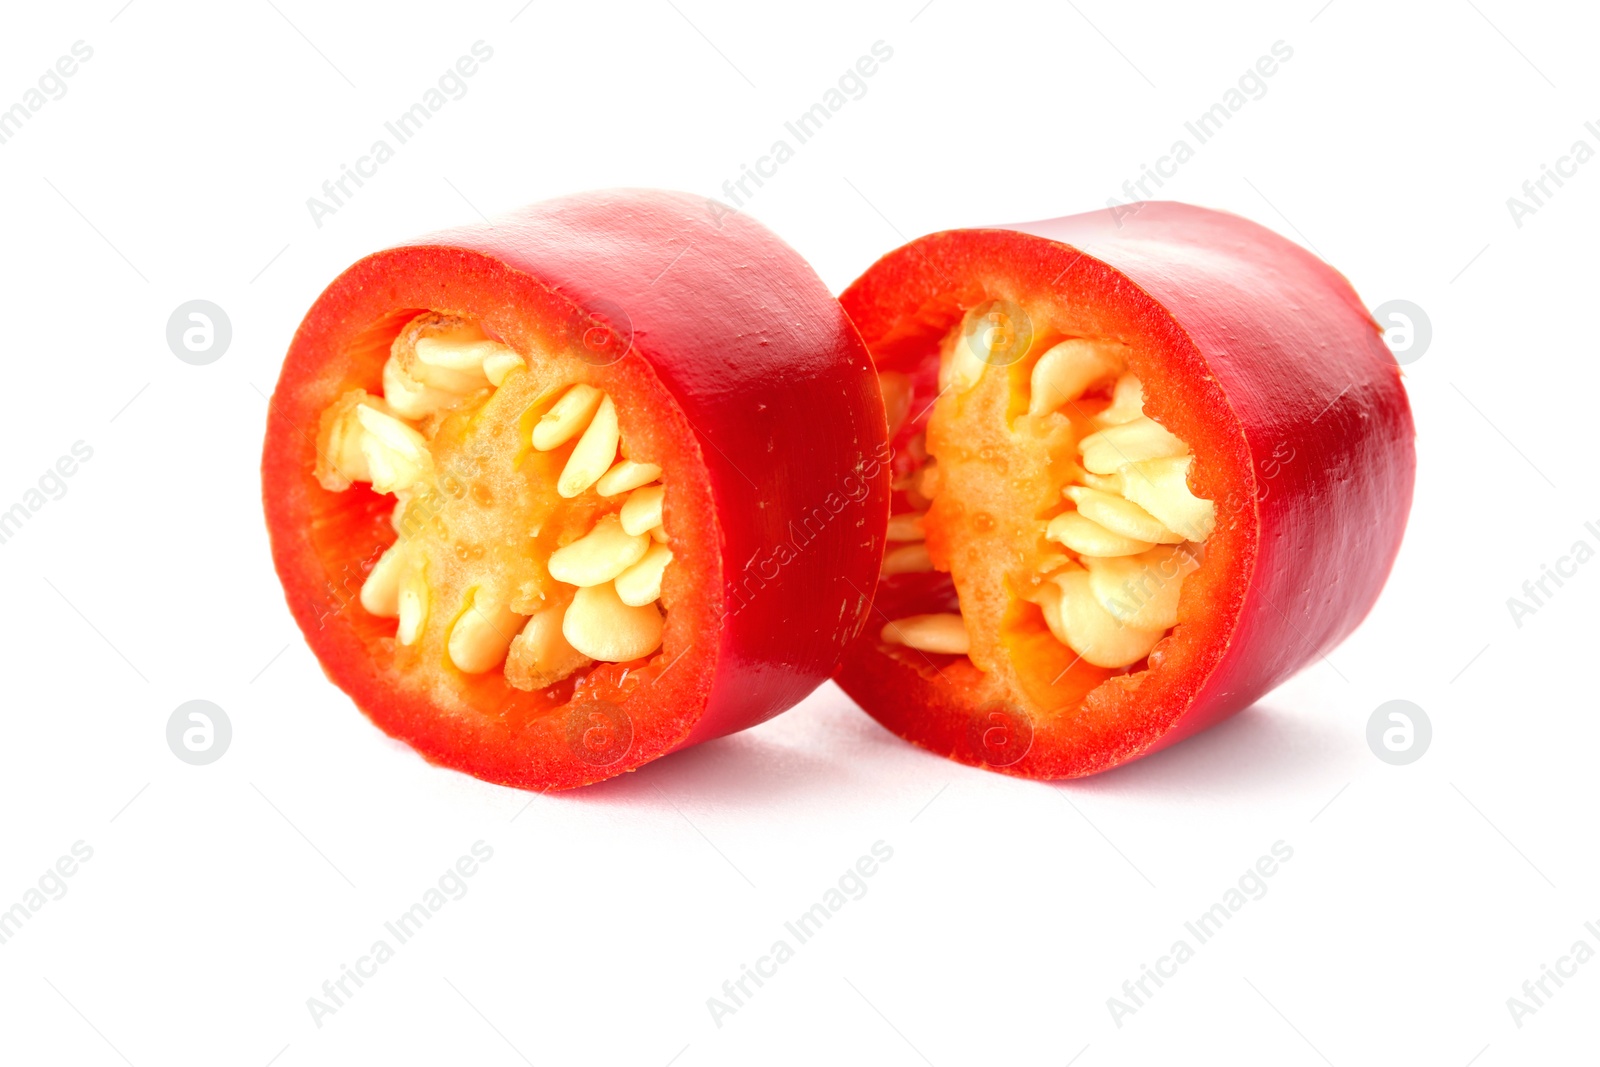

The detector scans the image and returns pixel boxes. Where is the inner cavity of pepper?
[876,302,1216,695]
[313,311,672,691]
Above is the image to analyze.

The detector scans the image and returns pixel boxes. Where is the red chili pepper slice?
[262,190,889,790]
[834,202,1415,778]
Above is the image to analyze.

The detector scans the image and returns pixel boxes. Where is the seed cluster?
[314,312,673,691]
[880,313,1215,670]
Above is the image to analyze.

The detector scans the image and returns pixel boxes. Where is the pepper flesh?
[834,202,1416,779]
[263,189,890,790]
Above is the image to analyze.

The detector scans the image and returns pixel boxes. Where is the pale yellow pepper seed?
[881,613,969,655]
[318,313,683,689]
[615,542,673,606]
[533,384,604,451]
[563,584,663,662]
[548,514,649,587]
[558,395,620,498]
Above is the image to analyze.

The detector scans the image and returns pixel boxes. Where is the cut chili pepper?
[262,190,889,790]
[834,202,1415,779]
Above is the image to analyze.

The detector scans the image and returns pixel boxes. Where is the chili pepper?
[262,189,889,790]
[834,201,1415,778]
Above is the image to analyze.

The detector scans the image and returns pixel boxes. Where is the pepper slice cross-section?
[835,202,1416,779]
[263,189,890,790]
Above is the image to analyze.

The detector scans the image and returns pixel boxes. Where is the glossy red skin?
[263,189,889,790]
[836,202,1416,779]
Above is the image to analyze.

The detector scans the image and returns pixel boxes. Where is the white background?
[0,1,1594,1064]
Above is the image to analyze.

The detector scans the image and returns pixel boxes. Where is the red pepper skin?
[263,190,889,790]
[835,202,1416,779]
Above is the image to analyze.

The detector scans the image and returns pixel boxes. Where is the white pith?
[879,310,1216,671]
[315,312,673,690]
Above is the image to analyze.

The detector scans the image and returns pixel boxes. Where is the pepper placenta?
[262,189,889,790]
[834,202,1416,778]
